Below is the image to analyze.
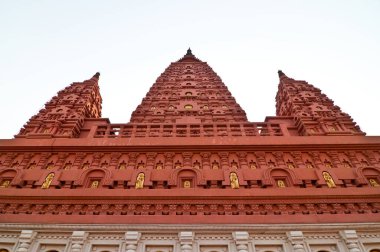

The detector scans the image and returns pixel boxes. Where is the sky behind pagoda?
[1,1,380,138]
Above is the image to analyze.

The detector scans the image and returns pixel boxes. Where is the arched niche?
[75,168,111,188]
[169,168,205,187]
[263,167,302,187]
[0,168,18,188]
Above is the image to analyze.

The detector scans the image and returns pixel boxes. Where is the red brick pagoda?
[0,49,379,252]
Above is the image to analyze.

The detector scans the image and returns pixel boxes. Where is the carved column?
[291,152,305,168]
[340,230,362,252]
[183,152,193,168]
[164,152,175,169]
[219,152,229,169]
[273,151,285,167]
[110,152,122,169]
[255,152,267,168]
[200,152,211,169]
[70,231,87,252]
[310,151,323,169]
[125,231,141,252]
[287,231,306,252]
[73,153,86,169]
[179,231,194,252]
[128,153,138,169]
[233,231,249,252]
[56,153,69,169]
[146,152,157,169]
[237,152,248,169]
[15,230,36,252]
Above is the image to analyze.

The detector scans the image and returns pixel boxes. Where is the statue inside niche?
[231,161,238,169]
[137,162,145,169]
[46,163,54,170]
[81,163,89,169]
[90,180,99,188]
[305,161,314,169]
[287,162,295,169]
[249,161,257,169]
[322,171,336,188]
[64,162,72,170]
[369,178,380,187]
[193,161,200,169]
[41,172,55,189]
[28,163,36,169]
[277,179,286,188]
[343,161,351,168]
[118,162,126,170]
[174,161,182,169]
[135,173,145,189]
[212,161,219,170]
[324,161,332,168]
[229,172,239,189]
[0,180,11,188]
[183,180,191,188]
[155,162,163,170]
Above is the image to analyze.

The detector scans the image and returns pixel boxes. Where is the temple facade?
[0,49,380,252]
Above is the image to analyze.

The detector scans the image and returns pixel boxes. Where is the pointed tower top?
[186,48,193,56]
[178,48,201,62]
[93,72,100,79]
[278,70,286,77]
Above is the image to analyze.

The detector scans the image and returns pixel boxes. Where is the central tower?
[130,49,248,124]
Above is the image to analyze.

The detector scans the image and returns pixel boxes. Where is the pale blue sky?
[1,1,380,138]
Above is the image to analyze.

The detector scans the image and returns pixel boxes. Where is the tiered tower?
[16,73,102,138]
[0,50,380,252]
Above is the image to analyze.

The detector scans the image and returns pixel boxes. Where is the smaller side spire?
[278,70,285,77]
[93,72,100,79]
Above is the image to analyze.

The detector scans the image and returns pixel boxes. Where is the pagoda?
[0,49,380,252]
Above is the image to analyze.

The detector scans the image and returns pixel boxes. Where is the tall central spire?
[130,49,248,124]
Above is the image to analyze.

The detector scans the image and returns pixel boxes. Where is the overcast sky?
[1,1,379,139]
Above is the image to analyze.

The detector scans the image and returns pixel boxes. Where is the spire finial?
[93,72,100,79]
[278,70,285,77]
[186,48,193,56]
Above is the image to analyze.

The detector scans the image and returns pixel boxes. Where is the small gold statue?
[155,163,163,170]
[212,162,219,170]
[287,163,295,169]
[229,172,239,189]
[322,171,336,188]
[0,180,11,188]
[369,178,380,187]
[183,180,191,188]
[135,172,145,189]
[90,180,99,188]
[118,163,126,170]
[277,179,286,188]
[41,173,55,189]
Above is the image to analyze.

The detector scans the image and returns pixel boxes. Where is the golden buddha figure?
[28,163,36,169]
[229,172,239,189]
[183,180,191,188]
[155,163,163,170]
[135,172,145,189]
[0,180,11,188]
[64,163,71,170]
[90,180,99,188]
[46,163,54,170]
[277,179,286,188]
[41,173,55,189]
[322,171,336,188]
[249,162,257,169]
[369,178,380,187]
[212,162,219,170]
[287,163,295,169]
